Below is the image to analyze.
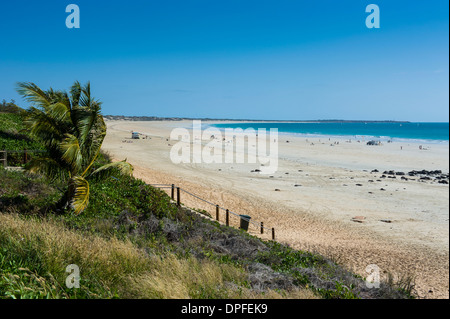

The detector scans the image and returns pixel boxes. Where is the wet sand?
[102,120,449,299]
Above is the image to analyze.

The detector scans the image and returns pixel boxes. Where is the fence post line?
[226,209,229,226]
[150,184,275,240]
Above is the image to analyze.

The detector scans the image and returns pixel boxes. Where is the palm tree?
[16,81,133,215]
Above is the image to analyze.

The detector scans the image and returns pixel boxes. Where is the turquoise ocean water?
[211,122,449,143]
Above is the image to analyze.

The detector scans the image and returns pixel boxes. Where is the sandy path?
[103,120,449,299]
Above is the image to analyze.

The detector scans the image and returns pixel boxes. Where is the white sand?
[102,120,449,299]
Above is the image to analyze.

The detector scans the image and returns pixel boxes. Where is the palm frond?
[70,81,82,107]
[47,102,71,123]
[68,176,90,215]
[24,107,67,149]
[26,157,68,182]
[82,114,106,166]
[16,82,51,109]
[90,159,134,179]
[60,134,83,175]
[79,82,92,109]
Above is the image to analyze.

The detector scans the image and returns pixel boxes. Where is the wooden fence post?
[226,209,229,226]
[272,228,275,240]
[216,205,219,221]
[261,222,264,234]
[0,151,6,167]
[171,184,175,200]
[177,187,181,206]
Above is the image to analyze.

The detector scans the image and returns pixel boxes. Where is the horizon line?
[103,115,450,123]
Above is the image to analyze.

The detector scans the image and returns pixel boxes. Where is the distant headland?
[103,115,410,123]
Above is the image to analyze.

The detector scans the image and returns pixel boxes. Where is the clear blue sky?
[0,0,448,121]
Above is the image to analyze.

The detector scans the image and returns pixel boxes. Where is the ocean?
[211,122,449,143]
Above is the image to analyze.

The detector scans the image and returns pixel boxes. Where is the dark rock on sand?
[351,216,365,223]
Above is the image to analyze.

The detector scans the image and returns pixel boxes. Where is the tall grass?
[0,213,315,299]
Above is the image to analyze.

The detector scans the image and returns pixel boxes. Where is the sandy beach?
[102,119,449,299]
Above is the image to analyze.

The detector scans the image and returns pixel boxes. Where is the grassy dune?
[1,212,317,299]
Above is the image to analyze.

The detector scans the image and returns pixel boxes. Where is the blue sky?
[0,0,448,121]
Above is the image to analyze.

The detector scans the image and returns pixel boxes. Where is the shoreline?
[102,119,449,299]
[206,121,449,145]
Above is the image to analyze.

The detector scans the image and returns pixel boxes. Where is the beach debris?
[294,184,302,187]
[274,189,281,191]
[355,184,363,186]
[380,219,392,223]
[371,169,379,173]
[351,216,366,223]
[380,188,386,191]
